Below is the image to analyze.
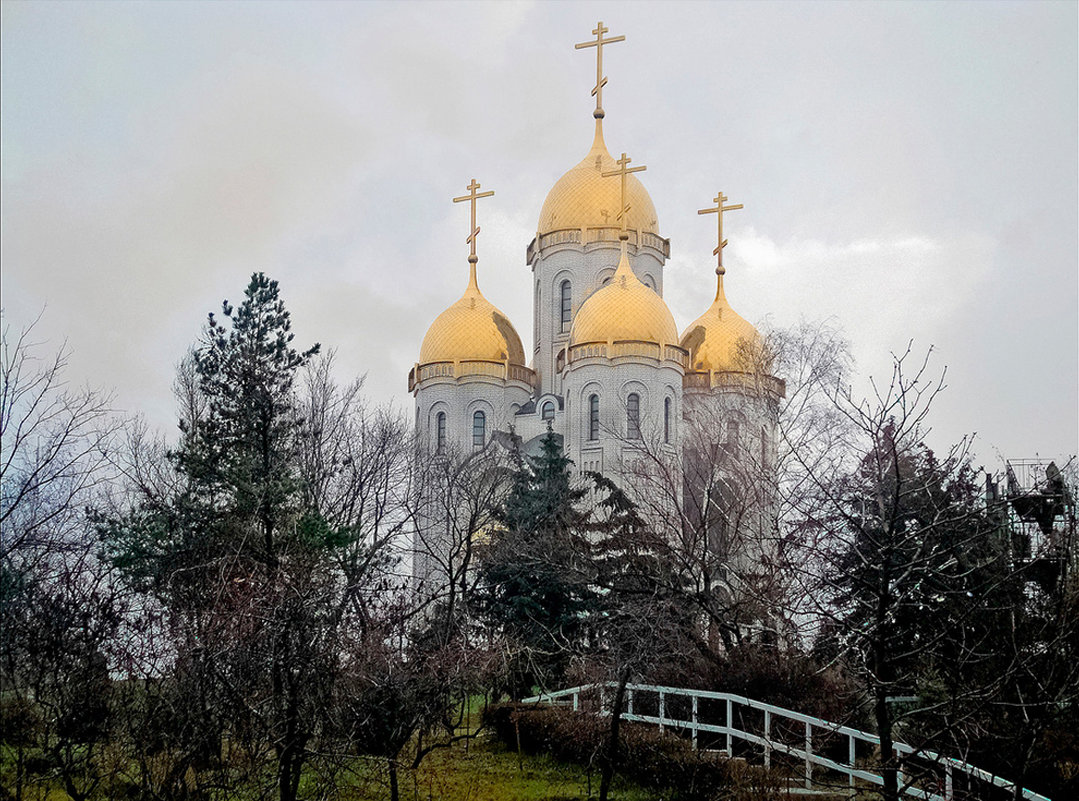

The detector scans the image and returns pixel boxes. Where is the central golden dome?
[538,121,658,236]
[570,242,678,346]
[419,265,526,366]
[680,275,762,372]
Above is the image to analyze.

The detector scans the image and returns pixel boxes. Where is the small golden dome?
[419,264,526,366]
[538,121,658,236]
[570,242,678,346]
[680,275,762,372]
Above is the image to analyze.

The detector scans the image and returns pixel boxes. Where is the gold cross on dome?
[602,152,646,234]
[453,178,494,263]
[698,191,743,274]
[575,21,625,119]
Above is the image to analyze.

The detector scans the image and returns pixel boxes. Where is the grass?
[3,733,658,801]
[371,734,657,801]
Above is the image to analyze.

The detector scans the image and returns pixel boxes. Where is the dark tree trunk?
[278,754,293,801]
[875,681,898,801]
[875,569,898,801]
[599,669,632,801]
[388,757,399,801]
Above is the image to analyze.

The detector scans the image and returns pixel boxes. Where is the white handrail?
[522,683,1052,801]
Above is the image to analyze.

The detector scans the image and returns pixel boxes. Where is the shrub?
[484,703,781,801]
[0,695,41,748]
[693,645,861,726]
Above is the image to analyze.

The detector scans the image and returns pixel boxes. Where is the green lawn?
[346,735,657,801]
[2,735,658,801]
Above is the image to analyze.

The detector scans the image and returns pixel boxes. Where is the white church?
[409,23,785,589]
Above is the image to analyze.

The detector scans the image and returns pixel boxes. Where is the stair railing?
[523,682,1051,801]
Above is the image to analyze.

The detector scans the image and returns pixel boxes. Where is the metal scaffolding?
[988,457,1077,591]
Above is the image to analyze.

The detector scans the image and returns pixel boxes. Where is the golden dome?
[419,264,526,366]
[680,275,762,372]
[570,241,678,346]
[538,121,658,236]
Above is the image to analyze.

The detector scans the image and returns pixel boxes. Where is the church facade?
[408,23,785,591]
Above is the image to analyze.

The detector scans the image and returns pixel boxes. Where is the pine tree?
[183,271,320,562]
[101,273,332,801]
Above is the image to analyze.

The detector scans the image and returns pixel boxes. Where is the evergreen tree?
[585,472,696,801]
[477,430,596,696]
[911,480,1078,800]
[184,271,320,562]
[816,420,1009,801]
[101,273,333,801]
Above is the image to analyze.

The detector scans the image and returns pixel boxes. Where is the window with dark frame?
[534,281,541,342]
[542,401,555,421]
[664,397,671,443]
[560,280,572,332]
[627,393,641,439]
[472,410,486,449]
[588,394,600,441]
[436,411,446,454]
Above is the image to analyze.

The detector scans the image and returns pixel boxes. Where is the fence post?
[627,688,634,717]
[659,690,666,732]
[848,734,855,798]
[692,695,699,750]
[573,690,579,712]
[945,762,953,801]
[805,720,813,789]
[764,709,771,769]
[599,686,606,714]
[726,698,733,756]
[896,746,903,790]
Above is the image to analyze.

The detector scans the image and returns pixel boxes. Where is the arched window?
[664,397,672,443]
[760,426,767,468]
[727,420,740,449]
[627,393,641,439]
[588,394,600,441]
[560,280,572,332]
[534,281,541,342]
[541,401,555,421]
[643,275,655,290]
[436,411,446,454]
[472,411,486,449]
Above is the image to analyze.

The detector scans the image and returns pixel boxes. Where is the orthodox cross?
[602,152,646,235]
[453,178,494,263]
[575,21,625,119]
[698,191,743,274]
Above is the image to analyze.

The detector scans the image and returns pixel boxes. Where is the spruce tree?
[478,430,596,696]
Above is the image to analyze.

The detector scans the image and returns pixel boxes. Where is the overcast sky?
[2,1,1076,470]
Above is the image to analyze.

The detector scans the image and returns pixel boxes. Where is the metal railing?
[523,683,1051,801]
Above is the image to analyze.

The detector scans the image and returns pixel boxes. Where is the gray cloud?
[2,0,1075,466]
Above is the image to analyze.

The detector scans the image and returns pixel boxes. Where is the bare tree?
[297,351,417,629]
[412,440,513,633]
[766,318,856,525]
[784,344,1044,801]
[614,323,836,659]
[0,314,125,801]
[1,316,118,566]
